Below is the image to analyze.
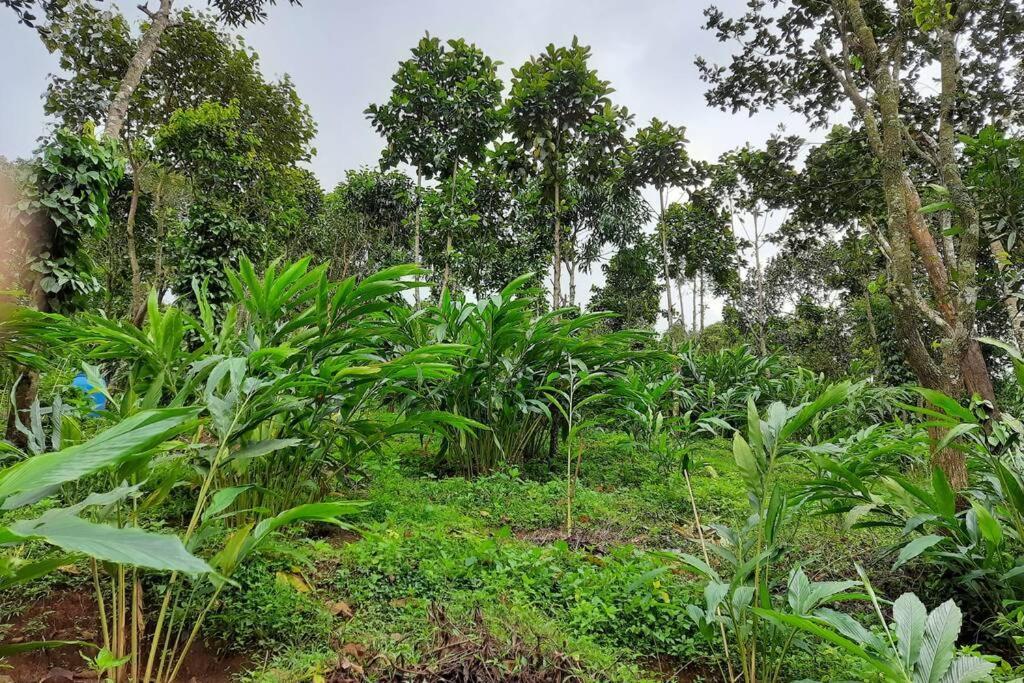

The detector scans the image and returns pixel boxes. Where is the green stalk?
[683,467,736,682]
[145,411,241,682]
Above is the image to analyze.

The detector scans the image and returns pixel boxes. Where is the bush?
[334,520,704,661]
[205,549,333,654]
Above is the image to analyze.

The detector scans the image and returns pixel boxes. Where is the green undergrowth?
[231,432,883,681]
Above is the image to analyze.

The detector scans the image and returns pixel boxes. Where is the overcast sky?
[0,0,809,324]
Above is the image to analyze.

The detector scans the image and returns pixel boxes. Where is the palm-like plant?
[758,566,994,683]
[675,383,852,681]
[394,273,648,475]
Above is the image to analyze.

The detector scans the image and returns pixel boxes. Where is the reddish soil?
[643,655,725,682]
[2,588,247,683]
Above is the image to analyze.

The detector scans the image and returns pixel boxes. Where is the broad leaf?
[10,512,210,575]
[0,408,199,509]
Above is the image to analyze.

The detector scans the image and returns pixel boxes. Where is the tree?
[664,189,739,335]
[366,34,504,297]
[697,0,1024,485]
[1,127,124,442]
[780,127,891,375]
[560,173,648,308]
[154,102,269,306]
[963,127,1024,349]
[40,5,316,316]
[627,118,692,331]
[507,37,616,309]
[589,239,662,331]
[325,168,415,279]
[4,0,303,141]
[712,136,801,355]
[420,158,549,298]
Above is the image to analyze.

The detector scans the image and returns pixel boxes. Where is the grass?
[0,425,897,681]
[216,430,891,681]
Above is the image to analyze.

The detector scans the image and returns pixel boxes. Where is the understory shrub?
[334,521,704,661]
[205,547,333,654]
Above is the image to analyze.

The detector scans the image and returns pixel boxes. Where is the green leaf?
[893,535,945,569]
[893,592,927,671]
[0,640,93,657]
[0,408,200,509]
[241,501,366,561]
[751,608,902,679]
[931,468,957,518]
[10,512,211,575]
[778,382,849,443]
[733,432,761,494]
[0,554,77,590]
[229,438,302,462]
[202,486,256,522]
[912,388,975,423]
[918,600,962,683]
[938,656,996,683]
[971,502,1003,549]
[934,423,978,453]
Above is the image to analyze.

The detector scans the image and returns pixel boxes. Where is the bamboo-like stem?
[92,559,111,651]
[683,467,736,682]
[166,585,224,682]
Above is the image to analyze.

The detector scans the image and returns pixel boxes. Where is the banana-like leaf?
[9,512,210,575]
[733,432,761,494]
[0,407,200,509]
[893,592,927,671]
[938,656,996,683]
[0,553,77,590]
[911,388,976,424]
[917,600,962,683]
[0,640,93,657]
[751,608,902,679]
[894,535,945,569]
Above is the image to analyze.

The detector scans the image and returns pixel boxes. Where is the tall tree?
[664,188,739,335]
[325,168,416,279]
[154,101,281,307]
[711,137,800,355]
[507,37,615,309]
[559,106,647,307]
[41,5,316,314]
[420,157,549,298]
[697,0,1024,485]
[4,0,303,141]
[627,118,692,332]
[366,34,504,297]
[589,238,662,331]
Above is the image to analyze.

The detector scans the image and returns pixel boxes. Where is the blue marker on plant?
[71,371,107,415]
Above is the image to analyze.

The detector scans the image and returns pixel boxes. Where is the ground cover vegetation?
[1,0,1024,680]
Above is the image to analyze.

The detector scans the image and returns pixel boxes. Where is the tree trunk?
[442,159,459,295]
[675,277,687,336]
[103,0,175,141]
[691,276,697,335]
[751,212,767,356]
[699,273,705,332]
[152,177,166,297]
[552,179,562,309]
[567,259,576,307]
[658,188,676,333]
[125,159,143,320]
[414,171,422,307]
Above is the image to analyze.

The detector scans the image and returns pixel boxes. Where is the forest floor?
[1,434,901,682]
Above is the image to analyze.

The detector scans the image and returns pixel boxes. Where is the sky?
[0,0,810,325]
